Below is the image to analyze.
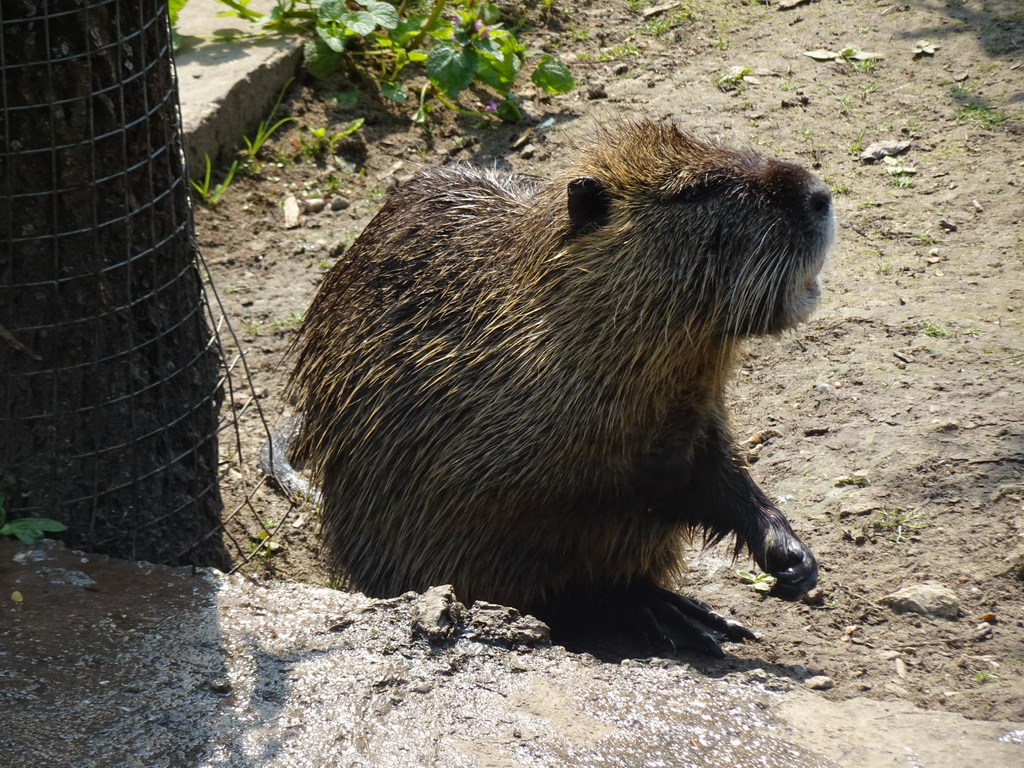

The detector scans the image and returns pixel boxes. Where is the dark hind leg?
[534,579,755,658]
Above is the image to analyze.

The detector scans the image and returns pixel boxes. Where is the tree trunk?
[0,0,227,568]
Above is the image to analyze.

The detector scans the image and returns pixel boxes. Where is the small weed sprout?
[0,490,68,545]
[303,118,365,159]
[715,66,753,92]
[882,156,916,187]
[738,570,777,593]
[972,669,998,684]
[873,508,927,543]
[190,156,239,206]
[241,80,299,165]
[921,321,953,339]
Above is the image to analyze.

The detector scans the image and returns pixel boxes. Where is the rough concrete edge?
[177,41,302,174]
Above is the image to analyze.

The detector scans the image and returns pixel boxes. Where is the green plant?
[825,177,851,195]
[269,311,305,330]
[0,491,68,545]
[241,79,300,164]
[921,320,953,339]
[738,569,776,593]
[248,527,283,557]
[190,155,239,205]
[848,129,866,154]
[303,118,365,159]
[216,1,574,124]
[954,101,1015,130]
[714,66,753,92]
[882,155,916,187]
[597,41,642,61]
[567,26,590,42]
[972,669,997,684]
[873,508,927,543]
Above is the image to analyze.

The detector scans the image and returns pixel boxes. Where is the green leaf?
[388,18,423,47]
[317,0,347,22]
[412,100,432,125]
[328,89,360,109]
[168,0,188,26]
[408,50,428,63]
[427,45,479,98]
[316,24,350,53]
[380,81,409,102]
[337,117,365,138]
[474,36,504,60]
[363,1,400,30]
[531,55,574,94]
[1,518,68,545]
[481,4,502,25]
[305,37,342,78]
[340,11,378,37]
[496,98,522,124]
[476,51,520,92]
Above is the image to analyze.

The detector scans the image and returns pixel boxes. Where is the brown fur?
[289,120,832,615]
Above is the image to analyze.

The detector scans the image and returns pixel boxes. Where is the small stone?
[613,64,629,76]
[880,582,960,620]
[972,200,983,213]
[410,584,465,642]
[467,601,550,647]
[283,195,301,229]
[860,140,911,163]
[939,218,957,232]
[805,675,834,690]
[329,197,350,211]
[587,83,608,100]
[304,198,326,214]
[973,621,993,640]
[801,588,825,606]
[207,678,232,694]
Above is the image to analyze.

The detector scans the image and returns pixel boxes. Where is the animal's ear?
[567,176,611,235]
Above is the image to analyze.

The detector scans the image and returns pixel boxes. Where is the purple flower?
[479,27,490,40]
[474,20,483,31]
[484,100,498,112]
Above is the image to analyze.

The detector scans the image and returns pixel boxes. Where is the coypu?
[272,120,832,656]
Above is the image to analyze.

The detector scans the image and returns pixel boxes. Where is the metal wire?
[0,0,253,567]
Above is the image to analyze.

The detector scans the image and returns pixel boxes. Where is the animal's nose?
[805,182,832,221]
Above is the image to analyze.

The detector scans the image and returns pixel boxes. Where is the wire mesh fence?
[0,0,281,568]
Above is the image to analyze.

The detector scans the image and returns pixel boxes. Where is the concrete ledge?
[174,0,302,173]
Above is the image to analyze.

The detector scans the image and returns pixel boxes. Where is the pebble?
[805,675,835,690]
[304,198,325,214]
[283,195,301,229]
[880,582,961,620]
[587,83,608,100]
[329,197,349,211]
[860,140,911,163]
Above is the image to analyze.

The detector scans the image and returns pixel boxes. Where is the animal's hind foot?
[627,581,756,659]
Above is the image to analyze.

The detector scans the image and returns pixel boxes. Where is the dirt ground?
[193,0,1024,725]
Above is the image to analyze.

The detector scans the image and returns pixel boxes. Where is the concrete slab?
[2,539,1023,768]
[174,0,302,173]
